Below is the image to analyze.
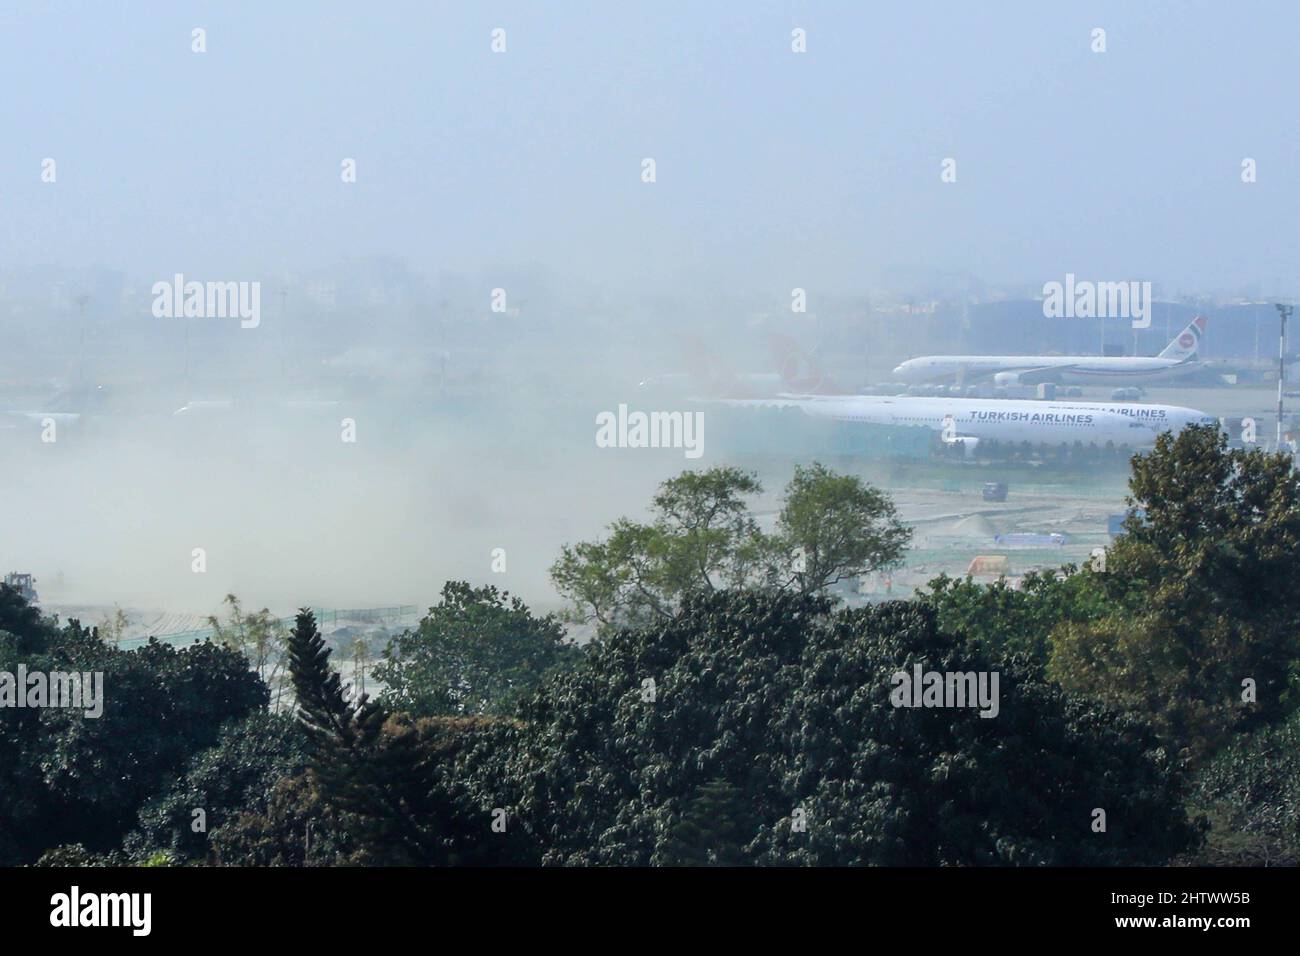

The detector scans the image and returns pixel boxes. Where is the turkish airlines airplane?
[724,334,1220,452]
[720,393,1177,452]
[891,316,1207,386]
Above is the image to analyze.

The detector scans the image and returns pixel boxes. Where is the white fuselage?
[719,394,1216,447]
[892,354,1199,386]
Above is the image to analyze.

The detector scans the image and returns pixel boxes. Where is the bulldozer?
[3,572,38,604]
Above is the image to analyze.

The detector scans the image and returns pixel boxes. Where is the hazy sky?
[3,1,1297,296]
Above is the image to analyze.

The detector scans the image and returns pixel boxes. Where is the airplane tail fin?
[1157,315,1207,360]
[679,334,740,396]
[769,334,838,394]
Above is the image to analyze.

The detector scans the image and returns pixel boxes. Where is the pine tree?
[287,609,425,862]
[659,778,757,866]
[288,609,379,758]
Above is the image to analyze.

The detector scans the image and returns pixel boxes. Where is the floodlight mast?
[1278,304,1294,448]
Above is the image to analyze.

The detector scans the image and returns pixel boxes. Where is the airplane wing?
[929,362,1074,386]
[1001,365,1076,386]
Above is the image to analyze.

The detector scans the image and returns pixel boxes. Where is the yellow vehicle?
[966,555,1010,577]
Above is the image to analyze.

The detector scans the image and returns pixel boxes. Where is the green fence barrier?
[117,605,421,651]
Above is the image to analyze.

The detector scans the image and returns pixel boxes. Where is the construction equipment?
[2,572,38,604]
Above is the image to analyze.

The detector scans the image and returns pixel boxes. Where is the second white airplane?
[892,316,1207,386]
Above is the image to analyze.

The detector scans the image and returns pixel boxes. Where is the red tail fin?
[769,334,839,394]
[679,334,740,396]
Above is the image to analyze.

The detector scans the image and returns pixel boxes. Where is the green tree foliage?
[1188,711,1300,865]
[210,770,361,866]
[209,593,289,706]
[658,777,759,865]
[766,463,912,595]
[1050,425,1300,760]
[287,608,389,825]
[287,609,513,865]
[97,604,129,648]
[375,581,578,718]
[920,567,1115,672]
[550,464,911,629]
[34,843,129,866]
[125,711,310,863]
[550,467,764,628]
[0,601,267,865]
[0,581,59,655]
[455,591,1199,865]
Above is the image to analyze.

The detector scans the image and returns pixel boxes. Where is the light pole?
[74,294,90,384]
[279,286,289,378]
[1276,303,1293,448]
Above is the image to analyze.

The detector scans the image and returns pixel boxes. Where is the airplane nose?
[892,364,906,376]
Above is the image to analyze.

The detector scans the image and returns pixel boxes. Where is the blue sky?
[2,0,1297,296]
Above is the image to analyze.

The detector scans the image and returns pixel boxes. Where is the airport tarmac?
[1127,384,1285,422]
[880,480,1124,597]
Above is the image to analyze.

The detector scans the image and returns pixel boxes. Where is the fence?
[116,605,421,651]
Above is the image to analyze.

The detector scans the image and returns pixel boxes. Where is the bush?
[1189,712,1300,865]
[452,590,1200,865]
[126,712,310,863]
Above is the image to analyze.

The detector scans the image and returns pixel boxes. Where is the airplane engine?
[993,371,1021,386]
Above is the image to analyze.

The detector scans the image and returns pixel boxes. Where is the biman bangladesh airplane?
[891,316,1207,386]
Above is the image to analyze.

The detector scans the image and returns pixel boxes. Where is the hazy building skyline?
[2,1,1297,303]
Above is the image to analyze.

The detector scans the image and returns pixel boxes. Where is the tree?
[287,609,510,865]
[209,770,361,867]
[551,467,763,628]
[455,591,1200,865]
[550,464,911,629]
[376,581,577,719]
[96,605,129,648]
[209,594,289,707]
[287,608,386,814]
[1188,711,1300,865]
[920,566,1115,673]
[658,778,759,866]
[0,582,58,655]
[0,602,268,865]
[125,711,310,863]
[1050,425,1300,760]
[349,635,370,699]
[769,463,912,595]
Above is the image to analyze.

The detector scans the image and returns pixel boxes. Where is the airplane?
[710,334,1221,453]
[891,316,1208,386]
[638,334,785,398]
[0,383,106,432]
[717,392,1170,453]
[171,396,344,418]
[769,334,841,395]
